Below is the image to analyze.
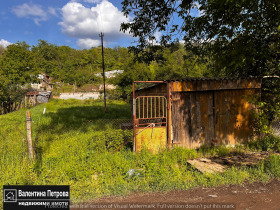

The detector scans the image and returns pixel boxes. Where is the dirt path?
[71,179,280,210]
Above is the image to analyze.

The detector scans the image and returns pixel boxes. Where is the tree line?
[0,40,211,101]
[1,1,278,102]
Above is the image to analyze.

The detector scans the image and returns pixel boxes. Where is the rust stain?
[135,127,167,153]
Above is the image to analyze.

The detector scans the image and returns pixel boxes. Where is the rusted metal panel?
[190,93,197,147]
[198,92,212,147]
[171,92,181,145]
[182,93,192,148]
[135,127,167,153]
[214,89,257,145]
[194,92,202,145]
[208,92,215,144]
[134,95,167,153]
[171,78,262,92]
[172,91,214,149]
[172,89,257,148]
[167,82,172,148]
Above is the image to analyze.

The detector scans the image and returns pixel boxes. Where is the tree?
[32,40,60,77]
[0,45,6,58]
[121,0,280,77]
[0,42,38,101]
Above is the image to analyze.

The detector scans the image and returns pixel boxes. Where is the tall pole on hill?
[99,32,106,112]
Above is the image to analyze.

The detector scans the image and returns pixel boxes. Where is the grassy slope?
[0,99,280,208]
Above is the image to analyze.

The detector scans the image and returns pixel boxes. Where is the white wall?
[59,92,102,100]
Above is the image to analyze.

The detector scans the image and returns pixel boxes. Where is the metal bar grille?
[136,96,167,120]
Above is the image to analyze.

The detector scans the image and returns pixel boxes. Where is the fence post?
[26,111,34,160]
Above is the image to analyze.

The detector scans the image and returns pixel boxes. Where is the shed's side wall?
[214,89,258,145]
[172,89,259,148]
[172,91,215,148]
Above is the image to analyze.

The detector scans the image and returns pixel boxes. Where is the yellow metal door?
[134,96,167,153]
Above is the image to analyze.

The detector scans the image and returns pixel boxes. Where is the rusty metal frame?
[133,81,168,152]
[135,96,167,120]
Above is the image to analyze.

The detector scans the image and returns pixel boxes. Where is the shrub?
[263,155,280,178]
[248,134,280,152]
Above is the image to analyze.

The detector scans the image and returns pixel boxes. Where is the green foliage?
[0,40,135,94]
[0,39,212,101]
[114,43,211,96]
[247,135,280,152]
[121,0,280,77]
[247,77,280,135]
[198,145,232,158]
[263,155,280,177]
[0,42,38,101]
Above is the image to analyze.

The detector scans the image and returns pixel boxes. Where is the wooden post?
[133,82,136,152]
[167,82,172,149]
[26,111,34,160]
[99,32,107,112]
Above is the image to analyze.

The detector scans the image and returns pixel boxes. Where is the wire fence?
[271,117,280,137]
[0,118,134,169]
[30,118,134,155]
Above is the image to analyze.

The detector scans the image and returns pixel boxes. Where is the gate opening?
[133,81,169,152]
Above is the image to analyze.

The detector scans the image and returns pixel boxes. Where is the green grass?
[0,99,280,209]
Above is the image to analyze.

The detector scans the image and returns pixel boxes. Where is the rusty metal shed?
[132,77,262,152]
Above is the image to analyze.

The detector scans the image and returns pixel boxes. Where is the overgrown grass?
[0,99,280,209]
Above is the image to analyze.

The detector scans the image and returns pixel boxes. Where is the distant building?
[95,70,124,79]
[98,84,116,90]
[31,72,54,91]
[26,91,52,104]
[59,92,102,100]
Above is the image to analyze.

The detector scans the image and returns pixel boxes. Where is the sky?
[0,0,200,49]
[0,0,136,49]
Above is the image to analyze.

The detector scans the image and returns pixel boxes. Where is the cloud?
[77,38,100,48]
[0,39,12,48]
[59,0,131,49]
[147,31,162,45]
[84,0,102,3]
[71,0,102,4]
[12,3,57,25]
[48,7,58,17]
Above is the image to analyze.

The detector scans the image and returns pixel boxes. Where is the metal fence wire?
[271,118,280,137]
[31,118,134,154]
[89,119,134,151]
[93,119,133,130]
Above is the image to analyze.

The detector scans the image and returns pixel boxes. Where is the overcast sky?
[0,0,136,49]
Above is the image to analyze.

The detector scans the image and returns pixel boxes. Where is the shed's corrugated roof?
[165,76,262,82]
[135,77,265,92]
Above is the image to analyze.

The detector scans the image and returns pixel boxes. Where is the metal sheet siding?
[171,79,261,149]
[133,78,261,150]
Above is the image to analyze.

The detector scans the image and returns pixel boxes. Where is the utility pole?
[99,32,107,112]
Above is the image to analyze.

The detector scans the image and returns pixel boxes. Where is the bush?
[264,155,280,178]
[248,135,280,152]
